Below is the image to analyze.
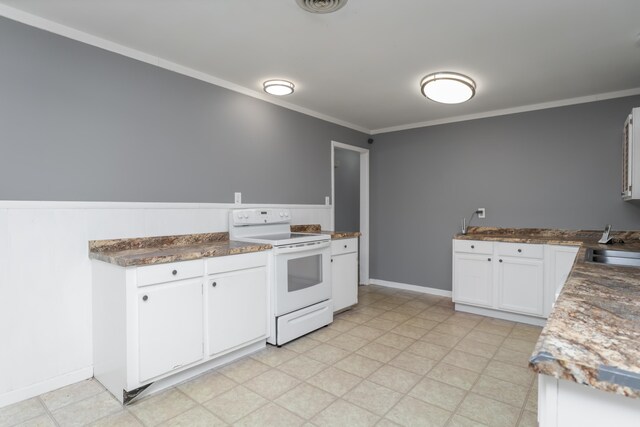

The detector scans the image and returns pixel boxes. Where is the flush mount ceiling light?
[296,0,348,14]
[263,79,295,96]
[420,72,476,104]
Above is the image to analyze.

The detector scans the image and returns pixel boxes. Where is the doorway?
[331,141,369,285]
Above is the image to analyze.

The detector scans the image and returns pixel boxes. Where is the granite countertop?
[89,232,272,267]
[291,224,361,240]
[456,227,640,398]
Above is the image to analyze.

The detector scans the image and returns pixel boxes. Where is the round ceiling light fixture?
[420,72,476,104]
[296,0,348,14]
[263,79,295,96]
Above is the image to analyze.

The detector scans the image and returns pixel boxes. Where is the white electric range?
[229,208,333,346]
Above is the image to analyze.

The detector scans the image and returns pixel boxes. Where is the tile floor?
[1,285,541,427]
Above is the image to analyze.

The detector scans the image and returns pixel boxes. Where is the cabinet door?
[208,267,267,356]
[138,279,204,382]
[332,252,358,312]
[497,257,544,316]
[453,253,493,307]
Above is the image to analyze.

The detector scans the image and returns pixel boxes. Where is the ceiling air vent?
[296,0,348,14]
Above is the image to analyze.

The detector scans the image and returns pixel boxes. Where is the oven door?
[273,240,331,316]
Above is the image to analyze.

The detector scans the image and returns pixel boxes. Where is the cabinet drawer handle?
[517,249,522,253]
[471,245,475,249]
[331,259,333,263]
[488,258,491,261]
[212,282,217,287]
[344,244,347,248]
[499,259,503,263]
[142,295,148,301]
[172,270,178,276]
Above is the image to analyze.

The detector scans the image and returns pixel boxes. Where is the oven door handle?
[274,240,331,254]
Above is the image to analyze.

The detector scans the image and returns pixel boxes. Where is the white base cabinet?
[331,238,358,312]
[92,251,269,404]
[453,240,578,324]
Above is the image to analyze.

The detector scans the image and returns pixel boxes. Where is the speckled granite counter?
[456,227,640,398]
[89,232,272,267]
[291,224,361,240]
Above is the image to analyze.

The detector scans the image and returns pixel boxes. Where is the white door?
[208,267,268,355]
[332,252,358,312]
[497,257,544,316]
[453,253,493,307]
[138,279,204,382]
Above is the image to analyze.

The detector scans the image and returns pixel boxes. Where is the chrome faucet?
[461,209,483,235]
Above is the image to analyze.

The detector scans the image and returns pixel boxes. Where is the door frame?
[331,140,370,285]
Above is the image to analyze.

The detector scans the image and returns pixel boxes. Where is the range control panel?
[232,208,291,226]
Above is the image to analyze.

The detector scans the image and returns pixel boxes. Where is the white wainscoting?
[0,201,331,408]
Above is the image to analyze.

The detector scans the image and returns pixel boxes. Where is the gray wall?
[0,17,368,203]
[371,95,640,291]
[334,148,360,231]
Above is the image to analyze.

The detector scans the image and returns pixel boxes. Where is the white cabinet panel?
[208,267,268,355]
[453,253,493,307]
[332,251,358,312]
[453,239,493,255]
[138,278,204,382]
[497,257,544,316]
[544,245,579,316]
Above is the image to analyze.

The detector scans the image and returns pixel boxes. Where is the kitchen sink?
[586,248,640,267]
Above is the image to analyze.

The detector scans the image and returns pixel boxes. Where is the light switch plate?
[234,192,242,204]
[478,208,486,219]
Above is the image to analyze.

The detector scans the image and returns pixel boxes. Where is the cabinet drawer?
[496,242,543,259]
[331,238,358,256]
[137,259,204,287]
[453,240,493,255]
[206,251,268,275]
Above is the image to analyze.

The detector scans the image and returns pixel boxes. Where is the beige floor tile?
[389,352,436,375]
[89,411,143,427]
[408,377,466,411]
[355,306,387,317]
[203,385,267,424]
[375,333,415,350]
[218,358,271,383]
[309,327,343,343]
[447,414,488,426]
[421,331,462,348]
[501,338,536,354]
[406,340,449,361]
[159,406,226,427]
[442,350,490,373]
[251,346,298,367]
[244,369,300,400]
[492,347,531,368]
[471,375,528,408]
[390,323,429,339]
[307,367,362,397]
[15,414,57,427]
[177,371,236,403]
[337,311,375,324]
[0,397,46,426]
[379,311,412,323]
[369,301,401,311]
[404,300,432,310]
[305,343,350,364]
[377,418,402,427]
[41,379,104,411]
[348,325,385,340]
[284,336,322,353]
[455,337,499,359]
[356,342,401,363]
[278,354,328,380]
[334,353,383,378]
[368,365,421,393]
[432,323,472,338]
[484,360,534,387]
[385,395,451,427]
[328,332,369,352]
[405,317,440,330]
[427,363,479,391]
[313,399,380,427]
[416,310,451,323]
[524,389,538,412]
[510,326,542,342]
[275,383,336,419]
[328,319,359,332]
[456,393,520,427]
[465,330,505,346]
[52,391,123,427]
[128,389,196,426]
[518,410,537,427]
[365,318,401,332]
[474,322,513,337]
[445,315,482,329]
[235,403,304,427]
[343,380,402,416]
[390,305,424,317]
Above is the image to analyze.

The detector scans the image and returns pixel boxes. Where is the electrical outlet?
[325,196,331,205]
[478,208,486,219]
[234,192,242,204]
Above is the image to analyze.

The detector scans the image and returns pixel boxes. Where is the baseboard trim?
[0,366,93,408]
[369,278,452,297]
[455,303,546,327]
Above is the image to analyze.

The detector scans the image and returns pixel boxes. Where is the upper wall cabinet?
[622,107,640,200]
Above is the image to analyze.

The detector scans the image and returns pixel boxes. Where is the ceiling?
[1,0,640,133]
